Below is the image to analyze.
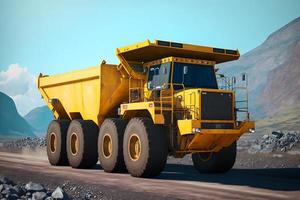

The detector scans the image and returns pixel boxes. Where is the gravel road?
[0,151,299,200]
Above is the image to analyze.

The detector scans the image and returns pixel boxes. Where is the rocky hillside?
[258,43,300,115]
[24,106,53,137]
[219,17,300,130]
[0,92,35,139]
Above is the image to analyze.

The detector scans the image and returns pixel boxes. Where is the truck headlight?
[192,128,201,133]
[249,128,255,133]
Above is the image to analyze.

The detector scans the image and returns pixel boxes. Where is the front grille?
[201,123,234,129]
[201,91,234,120]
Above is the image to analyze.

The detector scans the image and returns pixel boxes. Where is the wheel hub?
[71,132,79,155]
[50,132,57,153]
[103,134,113,158]
[128,134,141,161]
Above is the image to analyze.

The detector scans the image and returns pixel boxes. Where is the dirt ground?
[168,151,300,169]
[0,150,299,200]
[0,133,300,199]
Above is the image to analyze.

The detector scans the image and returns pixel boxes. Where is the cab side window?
[147,62,171,90]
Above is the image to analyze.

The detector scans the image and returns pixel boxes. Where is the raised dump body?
[38,63,129,125]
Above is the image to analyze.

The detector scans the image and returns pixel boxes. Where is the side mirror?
[183,66,188,75]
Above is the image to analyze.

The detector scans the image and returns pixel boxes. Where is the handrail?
[158,83,199,121]
[128,77,144,103]
[129,87,143,102]
[128,80,200,123]
[218,74,250,120]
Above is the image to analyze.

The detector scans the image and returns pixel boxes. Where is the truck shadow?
[157,164,300,191]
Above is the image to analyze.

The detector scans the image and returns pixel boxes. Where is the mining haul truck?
[38,39,255,178]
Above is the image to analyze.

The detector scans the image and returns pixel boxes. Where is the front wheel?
[192,142,237,173]
[123,118,168,178]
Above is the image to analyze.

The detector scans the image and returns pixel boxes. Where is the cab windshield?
[173,62,218,89]
[147,62,218,90]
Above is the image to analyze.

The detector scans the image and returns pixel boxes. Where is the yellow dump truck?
[38,39,255,177]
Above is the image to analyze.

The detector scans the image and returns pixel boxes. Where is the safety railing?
[129,87,144,103]
[156,83,200,122]
[128,81,200,122]
[185,91,199,119]
[217,73,250,120]
[129,77,144,103]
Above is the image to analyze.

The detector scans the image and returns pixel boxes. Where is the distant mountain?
[219,17,300,130]
[0,91,35,139]
[24,106,54,137]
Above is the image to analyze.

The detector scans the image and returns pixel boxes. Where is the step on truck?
[38,39,255,177]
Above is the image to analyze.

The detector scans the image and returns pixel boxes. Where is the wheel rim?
[71,132,79,155]
[102,134,113,158]
[128,134,141,161]
[198,152,213,162]
[50,132,57,153]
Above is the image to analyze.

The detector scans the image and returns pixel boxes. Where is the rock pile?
[248,131,300,154]
[0,176,69,200]
[2,137,46,152]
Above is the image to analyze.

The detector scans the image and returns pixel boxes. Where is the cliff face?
[258,41,300,115]
[0,91,35,139]
[219,17,300,121]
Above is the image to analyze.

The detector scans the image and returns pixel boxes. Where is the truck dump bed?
[38,63,129,125]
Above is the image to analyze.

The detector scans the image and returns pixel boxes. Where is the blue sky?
[0,0,299,115]
[0,0,299,75]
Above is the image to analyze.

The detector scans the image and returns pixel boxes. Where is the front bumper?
[177,119,255,135]
[177,120,255,152]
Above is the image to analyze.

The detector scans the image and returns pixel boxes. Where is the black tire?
[47,120,70,166]
[123,117,168,178]
[66,119,98,168]
[98,118,127,173]
[192,141,237,173]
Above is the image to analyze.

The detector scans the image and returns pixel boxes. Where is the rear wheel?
[98,118,127,173]
[123,117,168,178]
[192,141,237,173]
[46,120,70,166]
[66,120,98,168]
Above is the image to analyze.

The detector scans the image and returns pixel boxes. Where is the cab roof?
[116,39,240,64]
